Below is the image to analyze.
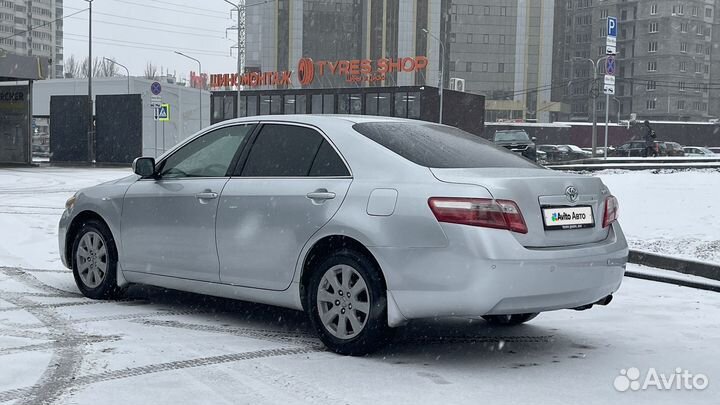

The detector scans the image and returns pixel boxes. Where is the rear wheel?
[483,313,539,326]
[307,249,391,355]
[71,219,125,300]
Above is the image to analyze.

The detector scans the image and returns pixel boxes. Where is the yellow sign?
[158,104,170,122]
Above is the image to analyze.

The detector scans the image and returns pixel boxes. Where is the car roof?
[222,114,420,126]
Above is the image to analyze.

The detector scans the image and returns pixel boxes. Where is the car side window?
[158,124,253,178]
[309,140,350,176]
[240,124,348,177]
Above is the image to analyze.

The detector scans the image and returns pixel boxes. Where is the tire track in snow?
[0,347,321,403]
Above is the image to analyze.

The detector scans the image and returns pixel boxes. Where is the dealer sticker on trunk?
[542,206,594,230]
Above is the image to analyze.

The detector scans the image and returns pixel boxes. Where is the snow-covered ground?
[0,167,129,270]
[0,265,717,405]
[594,169,720,265]
[0,166,718,404]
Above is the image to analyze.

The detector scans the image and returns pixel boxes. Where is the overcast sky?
[64,0,239,79]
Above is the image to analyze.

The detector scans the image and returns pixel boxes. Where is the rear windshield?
[494,130,530,142]
[353,122,538,169]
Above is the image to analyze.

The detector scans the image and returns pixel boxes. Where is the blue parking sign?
[607,17,617,38]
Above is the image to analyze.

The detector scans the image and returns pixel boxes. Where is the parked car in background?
[537,144,565,163]
[662,142,685,156]
[536,149,548,165]
[492,130,538,162]
[556,144,591,161]
[611,141,666,157]
[582,146,616,157]
[707,147,720,155]
[683,146,716,156]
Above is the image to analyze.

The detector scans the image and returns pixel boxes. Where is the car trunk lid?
[430,167,611,248]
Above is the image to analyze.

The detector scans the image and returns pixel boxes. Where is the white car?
[683,146,715,156]
[59,115,628,355]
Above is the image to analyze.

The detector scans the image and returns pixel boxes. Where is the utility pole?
[85,0,94,163]
[224,0,245,118]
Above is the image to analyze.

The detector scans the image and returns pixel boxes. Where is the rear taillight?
[428,197,528,234]
[603,195,619,228]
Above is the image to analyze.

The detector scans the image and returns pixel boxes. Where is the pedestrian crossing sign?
[157,104,170,122]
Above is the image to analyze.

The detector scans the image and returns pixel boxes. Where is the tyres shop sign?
[210,56,428,88]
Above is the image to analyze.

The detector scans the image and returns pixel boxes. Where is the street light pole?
[85,0,94,163]
[574,56,607,157]
[175,51,203,131]
[423,28,444,124]
[103,57,130,94]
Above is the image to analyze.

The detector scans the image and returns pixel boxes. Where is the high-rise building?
[242,0,562,122]
[552,0,720,122]
[0,0,63,78]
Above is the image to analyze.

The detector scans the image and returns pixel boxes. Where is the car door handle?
[306,189,336,201]
[195,192,218,200]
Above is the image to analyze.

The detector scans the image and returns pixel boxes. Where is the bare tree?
[81,57,102,78]
[64,55,82,78]
[144,62,158,80]
[98,58,119,77]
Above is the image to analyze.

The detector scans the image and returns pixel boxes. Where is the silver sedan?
[59,115,628,355]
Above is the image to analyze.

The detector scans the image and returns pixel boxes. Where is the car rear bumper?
[372,222,628,324]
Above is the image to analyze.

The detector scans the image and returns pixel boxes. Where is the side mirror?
[132,157,156,178]
[531,136,537,142]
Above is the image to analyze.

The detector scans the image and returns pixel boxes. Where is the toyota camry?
[59,115,628,355]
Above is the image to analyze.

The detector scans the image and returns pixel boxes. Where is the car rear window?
[353,122,538,168]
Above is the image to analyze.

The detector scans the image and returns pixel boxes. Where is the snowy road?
[0,167,718,404]
[0,265,718,405]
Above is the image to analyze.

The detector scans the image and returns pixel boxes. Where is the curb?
[627,250,720,281]
[624,271,720,293]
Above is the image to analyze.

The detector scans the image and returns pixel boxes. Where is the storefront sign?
[209,56,428,89]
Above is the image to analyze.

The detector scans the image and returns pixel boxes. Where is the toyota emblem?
[565,186,579,203]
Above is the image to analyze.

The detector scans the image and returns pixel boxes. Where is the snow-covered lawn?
[594,169,720,265]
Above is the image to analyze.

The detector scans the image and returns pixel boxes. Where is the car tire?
[307,249,392,356]
[71,219,125,300]
[483,313,539,326]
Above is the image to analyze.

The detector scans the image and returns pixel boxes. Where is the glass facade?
[210,86,485,138]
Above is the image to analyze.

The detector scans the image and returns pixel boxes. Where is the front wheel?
[483,313,539,326]
[307,249,391,355]
[71,219,125,300]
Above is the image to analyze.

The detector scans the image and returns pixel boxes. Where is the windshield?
[494,131,531,142]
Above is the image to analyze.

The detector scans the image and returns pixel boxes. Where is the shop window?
[312,94,322,113]
[270,95,282,114]
[247,95,258,116]
[260,95,271,115]
[323,94,335,114]
[296,95,306,114]
[350,94,362,114]
[394,92,408,117]
[338,94,350,114]
[284,95,296,114]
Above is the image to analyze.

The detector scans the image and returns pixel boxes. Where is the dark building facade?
[211,86,485,136]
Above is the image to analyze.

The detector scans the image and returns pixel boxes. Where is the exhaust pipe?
[572,295,613,311]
